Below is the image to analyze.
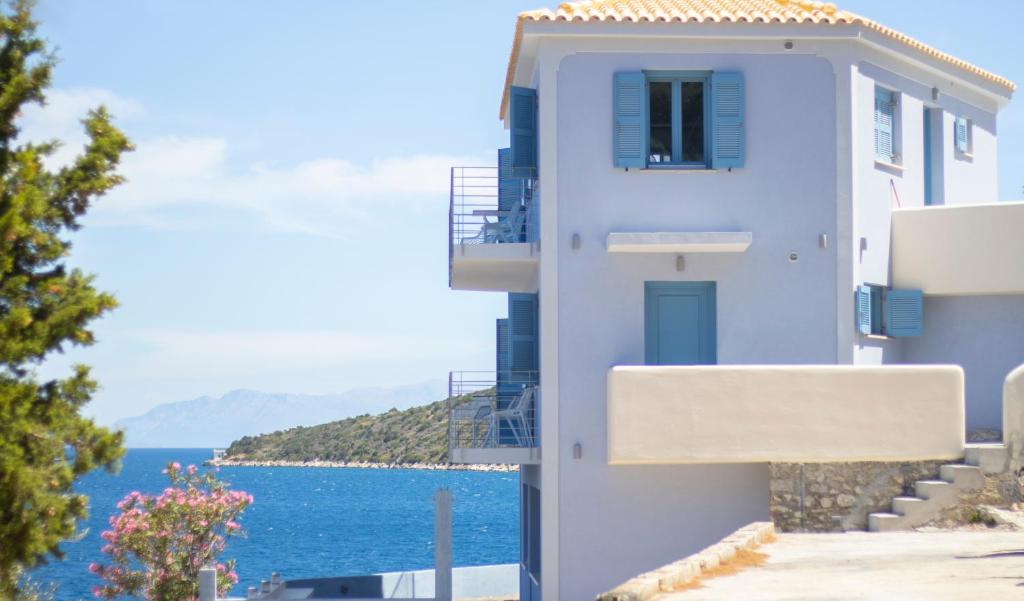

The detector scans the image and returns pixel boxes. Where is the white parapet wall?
[892,202,1024,296]
[607,365,965,464]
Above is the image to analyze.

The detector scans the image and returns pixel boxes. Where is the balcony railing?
[448,371,538,452]
[448,166,538,286]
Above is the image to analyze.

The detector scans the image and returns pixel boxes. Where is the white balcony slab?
[605,231,752,253]
[449,446,540,466]
[450,242,539,292]
[607,365,965,465]
[892,202,1024,295]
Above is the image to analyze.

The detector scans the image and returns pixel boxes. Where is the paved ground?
[659,531,1024,600]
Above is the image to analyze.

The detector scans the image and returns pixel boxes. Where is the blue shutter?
[508,293,538,374]
[498,147,525,241]
[874,88,894,161]
[496,318,510,377]
[955,116,969,153]
[856,285,872,335]
[510,86,537,177]
[885,289,923,337]
[710,71,745,169]
[613,71,647,168]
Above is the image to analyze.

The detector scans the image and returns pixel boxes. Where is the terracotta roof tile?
[500,0,1014,119]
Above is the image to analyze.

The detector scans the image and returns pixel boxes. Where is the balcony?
[448,371,540,465]
[892,202,1024,295]
[448,166,539,292]
[607,365,965,465]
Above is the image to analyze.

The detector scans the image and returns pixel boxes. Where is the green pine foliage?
[227,399,455,465]
[0,1,131,596]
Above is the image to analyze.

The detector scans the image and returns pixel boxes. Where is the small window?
[646,74,709,167]
[954,115,972,156]
[856,284,924,337]
[874,86,900,164]
[856,283,885,336]
[521,484,541,582]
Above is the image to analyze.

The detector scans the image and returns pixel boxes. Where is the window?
[613,71,744,170]
[521,484,541,583]
[646,74,708,166]
[874,86,900,163]
[857,284,885,336]
[856,284,923,337]
[954,115,972,156]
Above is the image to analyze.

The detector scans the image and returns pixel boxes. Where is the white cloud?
[18,87,488,237]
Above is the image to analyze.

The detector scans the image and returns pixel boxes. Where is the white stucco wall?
[551,50,836,601]
[608,365,965,464]
[902,295,1024,430]
[891,203,1024,296]
[851,62,1000,366]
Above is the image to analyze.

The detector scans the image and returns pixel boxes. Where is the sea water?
[30,448,519,600]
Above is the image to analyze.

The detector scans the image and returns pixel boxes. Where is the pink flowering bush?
[90,462,252,600]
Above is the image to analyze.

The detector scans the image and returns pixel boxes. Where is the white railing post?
[434,489,453,601]
[198,566,217,601]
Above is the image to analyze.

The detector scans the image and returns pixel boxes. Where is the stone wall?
[770,460,948,531]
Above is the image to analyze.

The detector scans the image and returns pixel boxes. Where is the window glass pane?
[648,81,672,164]
[680,82,704,163]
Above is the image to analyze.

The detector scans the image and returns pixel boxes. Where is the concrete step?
[868,512,904,532]
[939,464,986,491]
[892,496,929,520]
[914,480,957,504]
[965,443,1008,475]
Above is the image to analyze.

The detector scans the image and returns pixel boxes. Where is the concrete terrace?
[656,530,1024,601]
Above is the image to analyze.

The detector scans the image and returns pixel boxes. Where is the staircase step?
[868,512,904,532]
[914,480,957,504]
[939,464,986,491]
[892,496,928,519]
[964,443,1008,475]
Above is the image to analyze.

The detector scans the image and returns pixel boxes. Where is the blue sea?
[31,449,519,600]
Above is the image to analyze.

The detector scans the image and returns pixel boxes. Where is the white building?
[445,1,1020,599]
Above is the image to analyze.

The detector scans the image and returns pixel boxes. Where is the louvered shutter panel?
[955,116,969,153]
[498,147,524,240]
[874,88,894,161]
[508,293,538,374]
[510,86,538,177]
[496,318,510,377]
[613,71,647,168]
[711,71,745,169]
[856,285,872,335]
[885,289,924,337]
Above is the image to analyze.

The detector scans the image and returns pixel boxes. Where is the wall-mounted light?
[571,233,581,250]
[573,442,583,460]
[676,255,685,272]
[819,233,829,249]
[932,87,940,102]
[788,251,800,263]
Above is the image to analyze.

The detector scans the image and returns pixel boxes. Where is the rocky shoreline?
[207,458,518,472]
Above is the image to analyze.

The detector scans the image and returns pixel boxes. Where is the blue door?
[644,282,716,365]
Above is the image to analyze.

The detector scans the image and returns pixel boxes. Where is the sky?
[24,0,1024,425]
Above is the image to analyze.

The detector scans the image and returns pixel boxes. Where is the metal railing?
[448,371,538,451]
[448,166,538,285]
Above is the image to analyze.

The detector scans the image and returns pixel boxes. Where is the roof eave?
[499,19,1014,120]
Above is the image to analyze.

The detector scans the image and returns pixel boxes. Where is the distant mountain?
[114,381,448,448]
